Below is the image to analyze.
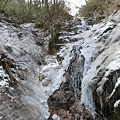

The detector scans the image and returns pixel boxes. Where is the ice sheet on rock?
[0,66,9,87]
[106,25,120,45]
[36,29,86,119]
[80,19,120,114]
[52,114,60,120]
[0,20,50,119]
[40,41,82,94]
[114,100,120,108]
[109,10,120,23]
[20,23,33,28]
[1,12,120,119]
[109,77,120,99]
[0,80,8,87]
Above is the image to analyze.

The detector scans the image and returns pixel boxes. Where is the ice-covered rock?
[0,10,120,120]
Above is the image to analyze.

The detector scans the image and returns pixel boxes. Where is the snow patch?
[114,100,120,108]
[0,66,9,87]
[109,78,120,99]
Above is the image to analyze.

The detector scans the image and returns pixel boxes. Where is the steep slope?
[0,13,50,119]
[47,11,120,120]
[0,10,120,120]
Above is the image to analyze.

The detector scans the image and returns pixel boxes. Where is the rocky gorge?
[0,9,120,120]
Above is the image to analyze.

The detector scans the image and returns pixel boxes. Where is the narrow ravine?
[47,11,120,120]
[0,10,120,120]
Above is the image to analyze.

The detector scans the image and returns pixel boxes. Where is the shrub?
[78,0,119,23]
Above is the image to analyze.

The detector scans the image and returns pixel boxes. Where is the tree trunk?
[85,0,88,4]
[28,0,32,21]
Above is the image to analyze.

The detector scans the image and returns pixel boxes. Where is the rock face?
[0,12,49,120]
[47,11,120,120]
[0,9,120,120]
[48,46,85,120]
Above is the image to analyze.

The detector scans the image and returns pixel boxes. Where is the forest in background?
[1,0,120,26]
[0,0,70,26]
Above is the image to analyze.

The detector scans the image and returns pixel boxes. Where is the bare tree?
[85,0,88,4]
[27,0,33,20]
